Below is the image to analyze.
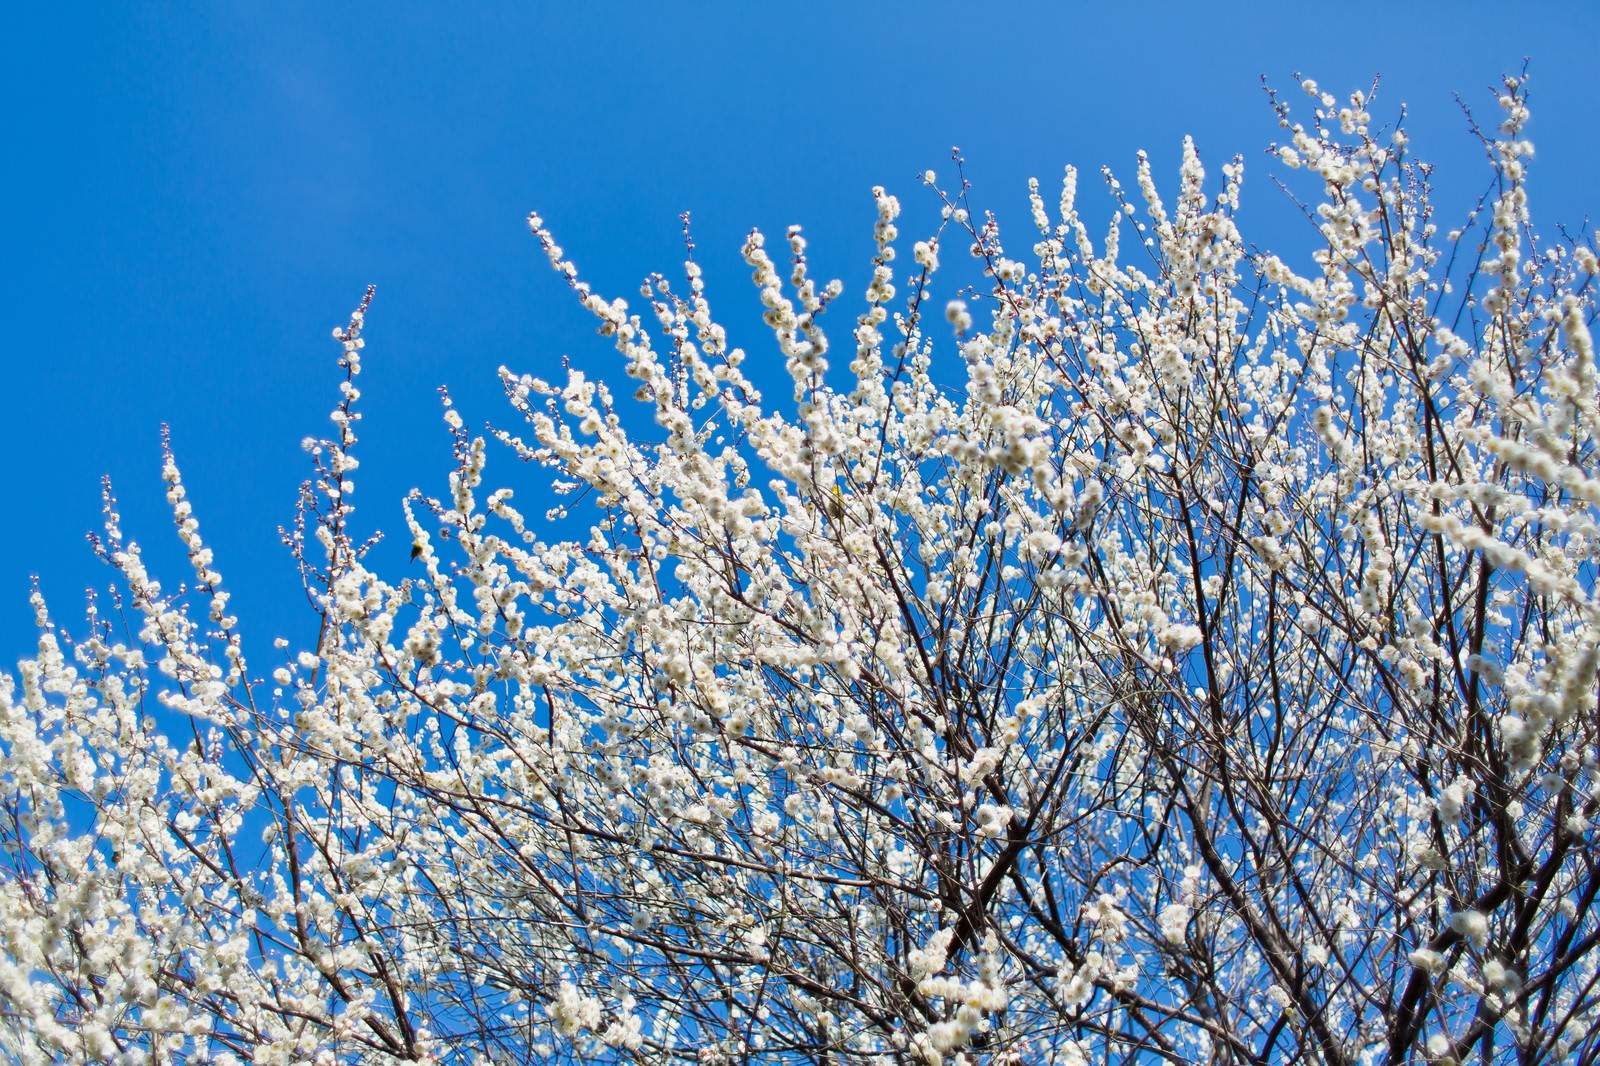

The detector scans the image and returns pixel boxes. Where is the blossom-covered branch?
[2,74,1597,1065]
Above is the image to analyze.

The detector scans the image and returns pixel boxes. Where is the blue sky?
[4,2,1597,659]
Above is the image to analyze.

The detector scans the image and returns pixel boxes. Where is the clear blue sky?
[4,2,1597,660]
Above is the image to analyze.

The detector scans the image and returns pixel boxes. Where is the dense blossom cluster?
[2,77,1598,1064]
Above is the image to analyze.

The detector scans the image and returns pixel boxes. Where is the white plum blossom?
[1450,909,1492,949]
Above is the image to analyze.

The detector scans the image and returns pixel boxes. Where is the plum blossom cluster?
[2,75,1598,1066]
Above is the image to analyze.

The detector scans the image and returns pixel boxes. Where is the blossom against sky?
[3,1,1596,654]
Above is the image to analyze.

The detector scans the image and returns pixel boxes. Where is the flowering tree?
[3,74,1599,1065]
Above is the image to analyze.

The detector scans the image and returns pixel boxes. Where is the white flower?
[547,981,602,1037]
[1409,948,1445,974]
[1158,623,1203,654]
[1448,909,1490,948]
[1158,902,1189,944]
